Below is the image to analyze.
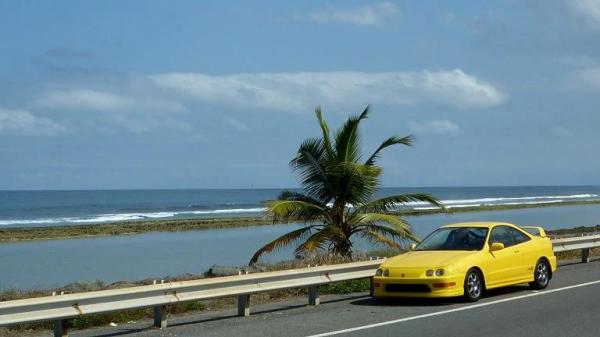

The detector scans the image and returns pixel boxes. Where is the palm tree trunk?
[333,229,353,258]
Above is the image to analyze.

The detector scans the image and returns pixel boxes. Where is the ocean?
[1,186,599,227]
[1,186,600,290]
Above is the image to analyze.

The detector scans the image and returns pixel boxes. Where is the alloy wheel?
[467,272,482,299]
[536,261,549,287]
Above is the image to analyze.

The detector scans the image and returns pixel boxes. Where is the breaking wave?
[0,193,598,227]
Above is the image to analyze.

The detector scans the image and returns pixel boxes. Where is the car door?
[507,227,534,280]
[486,226,520,286]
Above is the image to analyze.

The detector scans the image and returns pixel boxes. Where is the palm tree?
[249,106,444,265]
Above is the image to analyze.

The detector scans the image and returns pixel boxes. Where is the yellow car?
[373,222,557,302]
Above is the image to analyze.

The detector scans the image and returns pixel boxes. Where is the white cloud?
[36,89,132,111]
[409,120,461,135]
[567,0,600,26]
[150,69,505,111]
[0,109,64,136]
[573,67,600,89]
[24,69,504,136]
[308,2,399,26]
[33,88,188,134]
[35,89,184,113]
[224,116,249,131]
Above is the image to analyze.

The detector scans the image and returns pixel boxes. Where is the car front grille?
[385,283,431,293]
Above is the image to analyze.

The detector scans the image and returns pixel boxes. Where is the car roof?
[440,222,516,229]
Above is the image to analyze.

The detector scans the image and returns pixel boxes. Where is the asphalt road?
[58,259,600,337]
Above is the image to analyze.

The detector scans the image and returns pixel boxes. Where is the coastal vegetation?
[0,217,272,243]
[250,107,443,264]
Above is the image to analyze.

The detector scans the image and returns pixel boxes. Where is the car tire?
[529,259,550,290]
[463,269,483,302]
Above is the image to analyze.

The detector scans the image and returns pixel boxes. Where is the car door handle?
[514,250,520,253]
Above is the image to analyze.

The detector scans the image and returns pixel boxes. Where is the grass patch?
[321,279,371,294]
[547,225,600,237]
[555,247,600,260]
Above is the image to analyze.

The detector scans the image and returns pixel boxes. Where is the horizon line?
[2,184,600,192]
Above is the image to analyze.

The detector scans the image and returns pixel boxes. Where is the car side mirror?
[409,243,417,251]
[490,242,505,252]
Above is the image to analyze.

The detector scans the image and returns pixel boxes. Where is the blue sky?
[1,0,600,189]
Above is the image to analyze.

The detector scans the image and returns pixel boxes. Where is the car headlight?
[426,269,434,277]
[375,268,383,277]
[435,268,445,276]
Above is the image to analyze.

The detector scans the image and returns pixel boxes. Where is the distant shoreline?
[2,199,600,243]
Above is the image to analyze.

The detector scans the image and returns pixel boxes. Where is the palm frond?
[290,138,333,201]
[357,223,419,245]
[349,212,409,230]
[356,193,445,213]
[350,212,418,242]
[333,105,369,163]
[328,162,381,205]
[278,190,328,205]
[249,225,320,265]
[315,106,333,158]
[293,224,345,256]
[362,231,402,249]
[365,135,413,166]
[266,199,326,223]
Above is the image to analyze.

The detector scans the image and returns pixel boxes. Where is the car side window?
[489,226,516,247]
[509,228,530,245]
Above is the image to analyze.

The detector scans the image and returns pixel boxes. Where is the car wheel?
[529,259,550,289]
[463,269,483,302]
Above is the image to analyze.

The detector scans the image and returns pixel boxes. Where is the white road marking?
[305,279,600,337]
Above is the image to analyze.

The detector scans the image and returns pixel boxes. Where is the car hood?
[382,250,477,268]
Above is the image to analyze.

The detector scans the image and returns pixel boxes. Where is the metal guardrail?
[552,233,600,263]
[0,259,383,336]
[1,234,599,337]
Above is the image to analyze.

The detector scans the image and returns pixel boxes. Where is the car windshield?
[415,227,488,251]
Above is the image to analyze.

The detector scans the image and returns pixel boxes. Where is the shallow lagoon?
[2,204,599,290]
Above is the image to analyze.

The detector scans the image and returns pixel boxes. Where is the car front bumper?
[373,274,465,298]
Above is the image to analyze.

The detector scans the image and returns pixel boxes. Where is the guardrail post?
[54,319,68,337]
[582,248,591,263]
[237,294,250,317]
[153,305,167,328]
[308,286,320,306]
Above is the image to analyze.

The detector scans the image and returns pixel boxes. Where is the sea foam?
[0,193,597,227]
